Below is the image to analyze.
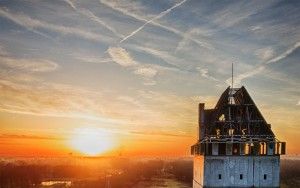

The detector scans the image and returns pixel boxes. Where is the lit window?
[228,128,234,136]
[219,114,225,121]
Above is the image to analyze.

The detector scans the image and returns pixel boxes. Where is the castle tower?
[191,86,286,188]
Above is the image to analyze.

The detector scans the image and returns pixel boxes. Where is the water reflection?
[41,181,71,187]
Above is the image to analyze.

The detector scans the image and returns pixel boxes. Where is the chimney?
[198,103,205,141]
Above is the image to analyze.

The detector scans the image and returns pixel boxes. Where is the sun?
[69,128,115,156]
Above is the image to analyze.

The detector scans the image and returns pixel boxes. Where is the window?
[240,174,243,180]
[264,174,267,180]
[219,143,226,155]
[216,129,220,138]
[218,174,222,179]
[219,114,225,121]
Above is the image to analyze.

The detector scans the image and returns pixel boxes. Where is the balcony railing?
[201,134,276,143]
[191,141,286,156]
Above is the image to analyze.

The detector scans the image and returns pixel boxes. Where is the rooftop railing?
[191,141,286,156]
[200,134,276,143]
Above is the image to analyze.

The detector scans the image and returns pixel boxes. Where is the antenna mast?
[231,63,233,88]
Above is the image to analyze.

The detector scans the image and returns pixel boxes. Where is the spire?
[231,63,234,88]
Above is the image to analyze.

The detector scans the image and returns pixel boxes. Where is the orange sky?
[0,110,197,157]
[0,92,299,157]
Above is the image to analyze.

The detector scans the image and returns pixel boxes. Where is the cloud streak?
[0,78,122,123]
[0,8,111,43]
[175,28,212,52]
[255,47,274,61]
[107,46,158,85]
[134,67,157,78]
[130,130,191,138]
[132,45,181,69]
[74,56,113,64]
[197,67,219,82]
[62,0,124,38]
[266,42,300,65]
[108,47,137,67]
[99,0,210,49]
[0,134,60,140]
[231,42,300,85]
[0,56,59,72]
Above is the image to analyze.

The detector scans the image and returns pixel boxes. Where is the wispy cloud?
[100,0,210,49]
[130,130,191,138]
[0,78,120,123]
[0,8,111,43]
[231,42,300,85]
[255,47,274,61]
[108,47,137,67]
[175,28,212,52]
[0,74,201,130]
[99,0,153,22]
[120,0,188,43]
[134,67,157,78]
[229,66,265,86]
[266,42,300,64]
[0,56,58,72]
[62,0,124,38]
[197,67,219,82]
[250,25,261,31]
[63,0,76,10]
[0,134,60,140]
[211,1,275,29]
[0,47,113,120]
[74,56,113,64]
[107,47,158,85]
[132,45,181,68]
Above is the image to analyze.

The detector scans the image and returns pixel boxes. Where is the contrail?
[0,8,54,41]
[99,0,211,49]
[266,42,300,64]
[64,0,76,10]
[120,0,188,43]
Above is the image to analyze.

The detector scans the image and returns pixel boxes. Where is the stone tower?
[191,86,286,188]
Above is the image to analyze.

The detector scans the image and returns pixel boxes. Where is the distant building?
[191,86,286,188]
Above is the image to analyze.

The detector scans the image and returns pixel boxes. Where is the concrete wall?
[193,156,204,188]
[193,155,280,188]
[253,156,280,187]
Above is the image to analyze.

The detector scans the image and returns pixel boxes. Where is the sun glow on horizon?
[69,128,116,156]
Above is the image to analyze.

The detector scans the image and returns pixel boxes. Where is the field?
[281,159,300,188]
[0,157,299,188]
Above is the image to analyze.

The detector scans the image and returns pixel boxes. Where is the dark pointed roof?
[202,86,275,140]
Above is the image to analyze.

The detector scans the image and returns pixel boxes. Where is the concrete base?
[193,155,280,188]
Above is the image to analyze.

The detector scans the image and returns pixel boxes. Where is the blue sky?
[0,0,299,155]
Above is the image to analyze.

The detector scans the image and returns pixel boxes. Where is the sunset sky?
[0,0,299,157]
